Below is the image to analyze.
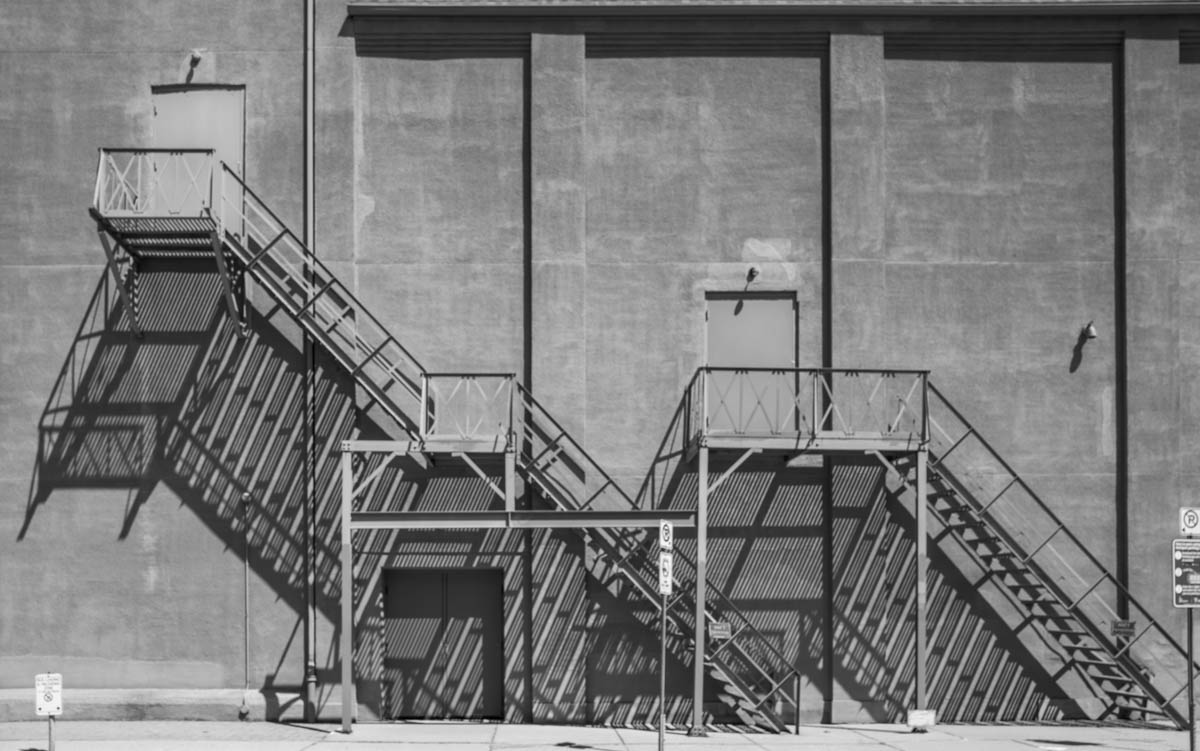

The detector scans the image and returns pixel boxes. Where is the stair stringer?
[871,379,1191,728]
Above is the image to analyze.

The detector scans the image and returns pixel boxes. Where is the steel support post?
[915,447,929,710]
[689,445,709,737]
[504,451,516,513]
[210,230,247,336]
[340,450,354,734]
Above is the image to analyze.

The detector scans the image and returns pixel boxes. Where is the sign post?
[658,522,674,751]
[1178,531,1200,751]
[35,673,62,751]
[1176,519,1200,751]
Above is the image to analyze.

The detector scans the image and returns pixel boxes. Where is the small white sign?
[906,708,936,730]
[658,551,674,595]
[1183,508,1200,536]
[659,521,674,551]
[35,673,62,717]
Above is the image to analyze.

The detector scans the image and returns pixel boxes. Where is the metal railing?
[88,149,803,730]
[925,383,1193,725]
[515,381,795,729]
[93,148,214,218]
[214,164,427,438]
[693,367,928,446]
[422,373,515,447]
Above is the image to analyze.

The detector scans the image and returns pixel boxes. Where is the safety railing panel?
[699,368,928,446]
[422,373,514,448]
[515,384,627,513]
[214,164,425,437]
[94,149,214,218]
[926,382,1192,725]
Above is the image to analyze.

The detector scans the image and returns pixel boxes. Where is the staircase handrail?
[214,162,428,410]
[515,382,636,510]
[928,383,1182,649]
[928,381,1199,708]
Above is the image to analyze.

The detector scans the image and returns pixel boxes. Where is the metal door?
[383,568,504,719]
[705,292,797,435]
[151,84,245,224]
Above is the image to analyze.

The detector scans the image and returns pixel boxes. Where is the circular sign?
[1182,508,1200,535]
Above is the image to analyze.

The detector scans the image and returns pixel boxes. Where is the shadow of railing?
[630,383,1076,724]
[24,264,354,621]
[23,264,595,723]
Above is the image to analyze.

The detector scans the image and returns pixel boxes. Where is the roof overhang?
[348,0,1200,17]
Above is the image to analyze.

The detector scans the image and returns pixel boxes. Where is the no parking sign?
[35,673,61,716]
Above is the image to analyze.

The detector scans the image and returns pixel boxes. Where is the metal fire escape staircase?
[89,149,799,732]
[873,384,1193,727]
[90,149,1194,730]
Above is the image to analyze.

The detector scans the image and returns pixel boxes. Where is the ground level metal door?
[382,568,504,720]
[705,292,798,435]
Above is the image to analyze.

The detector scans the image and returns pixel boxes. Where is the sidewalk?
[0,720,1191,751]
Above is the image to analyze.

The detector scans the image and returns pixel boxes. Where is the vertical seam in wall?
[1113,38,1129,616]
[821,35,835,726]
[522,39,535,723]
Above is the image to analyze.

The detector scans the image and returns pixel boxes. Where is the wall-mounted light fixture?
[1081,321,1097,341]
[746,266,760,283]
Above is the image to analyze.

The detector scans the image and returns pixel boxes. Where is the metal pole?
[915,448,928,710]
[340,449,354,734]
[1189,608,1195,751]
[793,674,801,734]
[660,590,667,751]
[689,446,709,737]
[242,492,252,717]
[48,715,54,751]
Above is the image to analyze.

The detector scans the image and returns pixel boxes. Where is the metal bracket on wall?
[211,230,249,337]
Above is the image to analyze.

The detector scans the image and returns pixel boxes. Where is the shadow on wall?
[21,262,357,710]
[631,389,1079,724]
[19,264,593,725]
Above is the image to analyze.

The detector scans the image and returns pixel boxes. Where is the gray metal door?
[705,292,797,435]
[151,84,245,223]
[383,568,504,720]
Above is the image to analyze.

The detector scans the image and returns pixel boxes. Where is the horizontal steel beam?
[704,434,923,453]
[350,509,695,530]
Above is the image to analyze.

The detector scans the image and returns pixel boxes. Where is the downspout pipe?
[302,0,319,723]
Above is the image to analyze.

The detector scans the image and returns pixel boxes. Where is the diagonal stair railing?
[878,382,1194,727]
[213,166,425,440]
[513,382,799,731]
[90,151,797,732]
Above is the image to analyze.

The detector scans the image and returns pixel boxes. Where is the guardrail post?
[340,447,355,734]
[689,444,710,737]
[915,446,929,712]
[420,376,429,441]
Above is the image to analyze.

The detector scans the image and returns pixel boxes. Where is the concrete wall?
[0,0,308,719]
[4,0,1200,728]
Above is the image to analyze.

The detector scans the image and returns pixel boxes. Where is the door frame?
[380,566,505,721]
[703,290,799,368]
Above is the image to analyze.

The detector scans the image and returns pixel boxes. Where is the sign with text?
[1110,619,1136,638]
[1183,508,1200,536]
[659,521,673,551]
[35,673,62,716]
[658,551,674,595]
[710,621,732,640]
[1173,539,1200,608]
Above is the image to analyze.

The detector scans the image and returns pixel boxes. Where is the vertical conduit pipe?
[302,0,318,723]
